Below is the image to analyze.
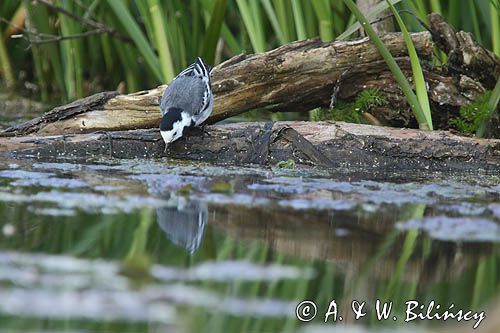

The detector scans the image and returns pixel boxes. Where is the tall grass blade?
[491,0,500,56]
[99,32,113,73]
[163,1,187,70]
[291,0,307,40]
[236,0,266,52]
[429,0,442,14]
[468,0,483,45]
[412,0,427,19]
[58,1,84,99]
[476,75,500,137]
[343,0,431,130]
[135,1,155,46]
[146,0,175,82]
[273,0,293,42]
[221,24,242,55]
[106,0,163,82]
[0,30,14,89]
[303,0,317,37]
[113,38,140,92]
[311,0,333,41]
[250,0,266,51]
[201,0,228,64]
[261,0,286,44]
[386,0,433,129]
[24,1,66,100]
[447,0,460,29]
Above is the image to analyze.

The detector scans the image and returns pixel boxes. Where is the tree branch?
[29,0,132,43]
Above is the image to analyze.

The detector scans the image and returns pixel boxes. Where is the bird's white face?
[160,129,176,146]
[160,111,193,147]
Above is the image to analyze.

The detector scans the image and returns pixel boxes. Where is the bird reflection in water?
[156,194,208,254]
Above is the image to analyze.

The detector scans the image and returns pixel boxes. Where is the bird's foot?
[199,124,211,137]
[187,125,211,138]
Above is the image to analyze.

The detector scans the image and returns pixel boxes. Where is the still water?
[0,156,498,333]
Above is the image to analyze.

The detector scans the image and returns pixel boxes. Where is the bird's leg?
[163,144,168,153]
[199,124,211,137]
[186,125,211,137]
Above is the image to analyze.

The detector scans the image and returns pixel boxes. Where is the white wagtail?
[159,57,213,149]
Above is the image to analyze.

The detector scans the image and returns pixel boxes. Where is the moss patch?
[276,159,296,169]
[310,88,387,123]
[450,91,492,134]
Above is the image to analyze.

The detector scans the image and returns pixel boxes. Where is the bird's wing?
[160,76,206,117]
[197,80,211,116]
[174,63,195,79]
[160,57,212,117]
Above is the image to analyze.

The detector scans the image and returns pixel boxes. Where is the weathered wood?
[1,121,499,171]
[1,31,476,137]
[428,13,500,89]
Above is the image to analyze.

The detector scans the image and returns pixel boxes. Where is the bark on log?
[1,122,499,172]
[428,13,500,89]
[2,29,492,137]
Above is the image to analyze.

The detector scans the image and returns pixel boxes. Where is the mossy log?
[1,121,498,171]
[2,19,498,138]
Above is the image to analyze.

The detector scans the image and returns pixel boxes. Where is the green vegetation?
[311,101,364,123]
[276,159,296,169]
[386,0,433,130]
[450,91,492,134]
[476,76,500,137]
[355,88,388,112]
[311,88,387,123]
[344,0,432,130]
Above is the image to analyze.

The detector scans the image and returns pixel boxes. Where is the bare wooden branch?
[33,0,132,43]
[0,16,118,44]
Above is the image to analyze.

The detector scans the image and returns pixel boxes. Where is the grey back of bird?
[160,76,205,119]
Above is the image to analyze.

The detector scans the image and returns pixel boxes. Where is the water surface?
[0,156,498,333]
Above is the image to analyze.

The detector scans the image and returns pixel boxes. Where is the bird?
[156,194,208,254]
[159,57,214,149]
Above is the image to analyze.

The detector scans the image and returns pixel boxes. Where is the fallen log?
[2,24,496,137]
[1,32,431,136]
[1,122,499,171]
